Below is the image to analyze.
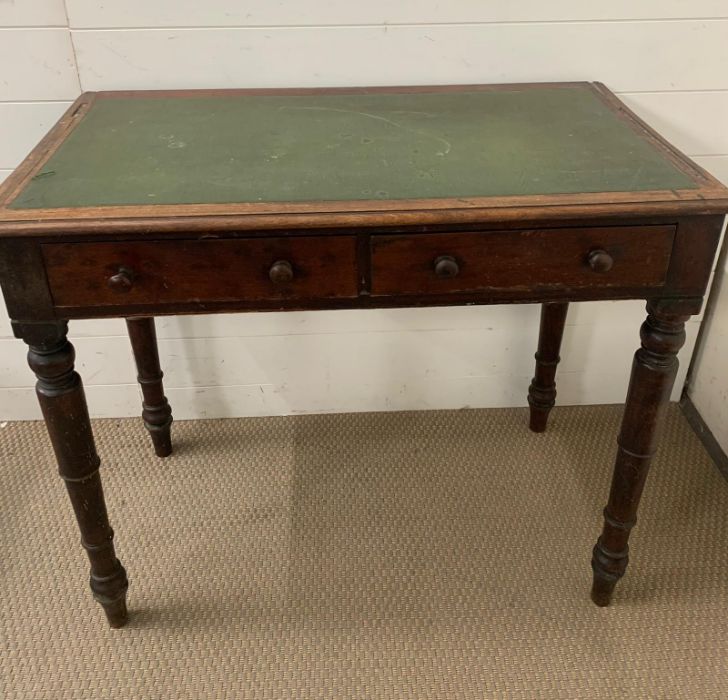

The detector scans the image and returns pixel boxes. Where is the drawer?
[42,235,358,308]
[370,225,675,296]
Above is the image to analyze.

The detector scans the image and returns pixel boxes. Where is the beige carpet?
[1,404,727,699]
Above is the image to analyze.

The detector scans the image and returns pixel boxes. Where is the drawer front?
[43,235,358,308]
[370,225,675,296]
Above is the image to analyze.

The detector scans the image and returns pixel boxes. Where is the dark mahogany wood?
[591,298,696,606]
[528,302,569,432]
[42,235,359,309]
[369,225,674,297]
[126,317,173,458]
[0,85,726,627]
[15,320,129,627]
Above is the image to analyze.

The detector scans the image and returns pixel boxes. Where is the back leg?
[527,302,569,432]
[126,317,173,457]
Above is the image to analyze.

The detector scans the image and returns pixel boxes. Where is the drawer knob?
[107,266,135,293]
[587,249,614,273]
[434,255,460,278]
[269,259,294,284]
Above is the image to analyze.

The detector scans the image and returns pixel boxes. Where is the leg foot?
[21,321,130,628]
[100,595,129,628]
[590,573,617,607]
[589,299,694,605]
[528,408,549,434]
[149,427,172,458]
[126,317,172,457]
[528,302,569,432]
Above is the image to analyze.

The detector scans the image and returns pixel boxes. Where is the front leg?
[590,299,694,606]
[17,321,129,627]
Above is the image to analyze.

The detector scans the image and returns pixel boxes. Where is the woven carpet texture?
[1,404,727,699]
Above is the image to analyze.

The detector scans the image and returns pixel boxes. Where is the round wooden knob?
[269,259,294,284]
[587,249,614,273]
[434,255,460,278]
[107,266,135,293]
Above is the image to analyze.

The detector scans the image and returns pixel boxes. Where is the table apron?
[40,224,676,316]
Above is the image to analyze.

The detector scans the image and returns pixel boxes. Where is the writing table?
[1,83,726,628]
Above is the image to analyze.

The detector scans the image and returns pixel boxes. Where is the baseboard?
[679,393,728,482]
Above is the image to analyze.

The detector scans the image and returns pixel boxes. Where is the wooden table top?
[0,82,726,234]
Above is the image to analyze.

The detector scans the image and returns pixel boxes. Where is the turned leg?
[20,321,129,627]
[126,317,172,457]
[528,302,569,432]
[591,299,692,606]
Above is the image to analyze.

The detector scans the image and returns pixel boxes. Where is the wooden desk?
[1,83,726,628]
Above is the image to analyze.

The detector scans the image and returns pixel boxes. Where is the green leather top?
[9,86,696,210]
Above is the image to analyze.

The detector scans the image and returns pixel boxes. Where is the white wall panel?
[690,296,728,453]
[694,156,728,185]
[0,337,698,423]
[0,301,700,421]
[0,0,67,27]
[689,251,728,453]
[72,22,728,93]
[622,92,728,156]
[0,29,79,100]
[65,1,728,28]
[0,102,71,168]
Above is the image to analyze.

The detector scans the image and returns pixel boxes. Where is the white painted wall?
[689,245,728,453]
[1,4,727,421]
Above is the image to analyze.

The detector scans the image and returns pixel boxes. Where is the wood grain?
[528,302,569,432]
[42,235,359,308]
[22,321,129,627]
[370,226,675,296]
[591,299,691,606]
[126,317,173,457]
